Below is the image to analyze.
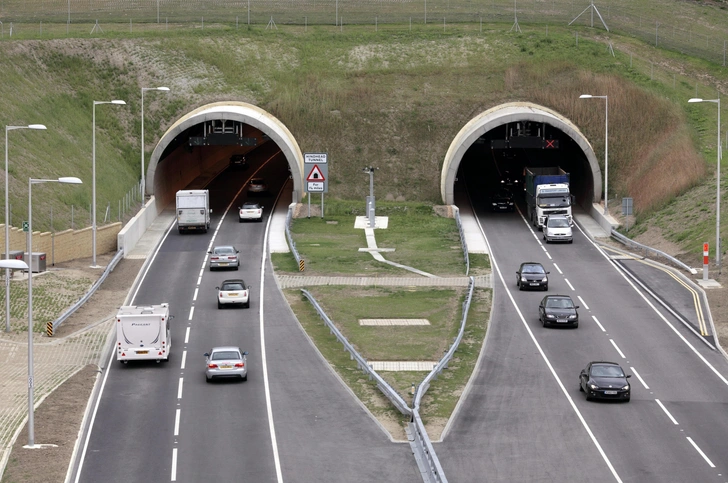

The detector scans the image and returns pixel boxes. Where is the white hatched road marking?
[359,319,430,326]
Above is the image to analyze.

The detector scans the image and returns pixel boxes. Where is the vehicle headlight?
[589,384,598,390]
[622,385,630,391]
[568,315,577,319]
[492,203,498,206]
[521,276,527,282]
[546,314,556,319]
[541,277,548,282]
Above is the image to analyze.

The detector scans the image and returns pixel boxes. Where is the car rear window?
[212,351,241,361]
[215,247,235,255]
[222,282,245,291]
[242,203,260,209]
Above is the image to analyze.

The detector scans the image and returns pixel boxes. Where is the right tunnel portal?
[441,102,603,211]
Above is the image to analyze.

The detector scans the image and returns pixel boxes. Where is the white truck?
[116,303,172,363]
[524,167,573,230]
[176,189,211,233]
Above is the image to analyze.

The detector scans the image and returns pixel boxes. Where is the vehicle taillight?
[235,363,244,368]
[243,291,248,297]
[208,363,218,369]
[229,256,237,261]
[211,257,219,261]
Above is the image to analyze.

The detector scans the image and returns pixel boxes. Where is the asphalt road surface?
[74,148,420,483]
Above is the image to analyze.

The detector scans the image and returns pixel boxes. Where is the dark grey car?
[579,361,631,402]
[539,295,579,328]
[516,262,549,291]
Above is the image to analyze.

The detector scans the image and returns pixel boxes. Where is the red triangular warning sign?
[306,165,326,182]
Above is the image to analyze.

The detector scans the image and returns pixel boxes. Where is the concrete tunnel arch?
[441,102,602,206]
[146,101,304,211]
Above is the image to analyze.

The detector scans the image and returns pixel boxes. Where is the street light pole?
[141,87,169,200]
[579,94,609,214]
[688,97,721,271]
[26,176,82,447]
[4,124,46,332]
[92,100,126,268]
[362,166,378,228]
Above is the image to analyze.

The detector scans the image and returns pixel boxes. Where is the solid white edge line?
[630,366,649,389]
[686,437,716,468]
[553,263,563,275]
[577,295,589,310]
[487,210,623,483]
[171,448,178,481]
[592,316,606,332]
[655,399,679,425]
[193,288,198,301]
[565,278,575,291]
[184,327,190,344]
[174,409,181,436]
[260,183,284,483]
[188,306,194,320]
[180,351,187,370]
[609,339,626,359]
[177,378,183,399]
[73,219,177,483]
[572,221,728,387]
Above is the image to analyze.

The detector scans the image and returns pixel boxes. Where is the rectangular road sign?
[307,182,325,192]
[304,153,329,193]
[304,152,328,164]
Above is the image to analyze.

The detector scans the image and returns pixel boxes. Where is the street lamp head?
[58,177,83,184]
[579,94,593,99]
[111,100,126,105]
[156,87,170,91]
[0,259,28,270]
[688,98,704,103]
[27,124,47,130]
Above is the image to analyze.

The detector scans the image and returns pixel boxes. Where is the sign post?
[304,153,328,219]
[703,242,710,281]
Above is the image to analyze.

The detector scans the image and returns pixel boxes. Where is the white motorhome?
[116,303,172,363]
[176,189,211,233]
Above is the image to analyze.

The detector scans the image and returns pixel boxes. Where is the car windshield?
[221,282,245,291]
[242,203,259,209]
[591,365,624,377]
[212,351,241,361]
[546,298,573,308]
[548,218,570,228]
[214,247,235,255]
[538,196,571,208]
[522,264,544,274]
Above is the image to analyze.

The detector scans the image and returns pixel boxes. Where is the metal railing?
[285,203,304,271]
[453,206,469,276]
[50,248,125,334]
[610,229,697,275]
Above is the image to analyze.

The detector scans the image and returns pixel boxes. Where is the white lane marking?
[193,288,198,301]
[188,307,194,321]
[174,409,181,436]
[180,351,187,370]
[261,187,284,483]
[198,268,204,278]
[577,296,589,310]
[478,212,624,483]
[73,220,177,483]
[592,316,606,332]
[630,367,649,389]
[553,263,563,275]
[545,251,552,260]
[565,278,575,291]
[171,448,178,481]
[686,437,715,468]
[655,399,679,425]
[610,339,626,359]
[184,327,190,344]
[196,276,202,285]
[177,378,184,399]
[201,260,206,270]
[573,221,728,388]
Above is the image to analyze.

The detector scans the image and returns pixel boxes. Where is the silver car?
[247,177,268,195]
[208,246,239,271]
[204,346,248,382]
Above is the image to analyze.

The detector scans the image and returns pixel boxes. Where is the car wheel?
[242,374,248,382]
[573,322,579,328]
[579,382,584,392]
[235,265,239,271]
[542,318,548,328]
[206,376,211,383]
[585,393,592,401]
[218,301,222,309]
[244,302,250,308]
[543,284,548,291]
[239,218,243,223]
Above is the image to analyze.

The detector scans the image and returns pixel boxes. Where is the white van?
[543,215,573,243]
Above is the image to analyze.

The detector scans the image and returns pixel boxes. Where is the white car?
[543,215,573,243]
[216,279,250,309]
[239,202,263,222]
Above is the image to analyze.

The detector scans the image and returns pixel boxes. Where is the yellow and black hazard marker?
[46,321,54,337]
[299,259,305,272]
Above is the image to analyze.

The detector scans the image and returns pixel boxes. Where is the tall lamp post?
[26,176,82,447]
[689,97,722,271]
[92,100,126,268]
[362,166,378,228]
[5,124,46,332]
[141,87,169,199]
[579,94,609,215]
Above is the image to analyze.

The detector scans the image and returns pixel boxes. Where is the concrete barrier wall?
[117,196,159,257]
[588,203,619,233]
[0,222,121,265]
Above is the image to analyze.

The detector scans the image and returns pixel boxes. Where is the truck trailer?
[116,303,172,363]
[524,167,573,230]
[176,189,211,233]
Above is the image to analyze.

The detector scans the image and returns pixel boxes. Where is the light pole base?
[22,443,58,449]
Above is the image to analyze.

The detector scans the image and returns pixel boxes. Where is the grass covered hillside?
[0,17,725,260]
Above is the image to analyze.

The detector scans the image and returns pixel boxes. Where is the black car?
[229,154,247,169]
[579,361,631,402]
[490,189,515,212]
[516,262,549,291]
[539,295,579,328]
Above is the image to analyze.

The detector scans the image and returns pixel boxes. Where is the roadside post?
[703,243,709,281]
[622,197,633,231]
[304,153,328,219]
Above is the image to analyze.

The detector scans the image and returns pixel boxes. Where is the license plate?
[557,319,568,323]
[228,293,238,296]
[219,262,228,266]
[136,350,149,355]
[604,390,617,395]
[220,365,233,369]
[530,282,540,286]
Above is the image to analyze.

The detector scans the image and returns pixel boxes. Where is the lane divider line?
[686,437,716,468]
[577,296,589,310]
[188,307,194,321]
[193,288,198,302]
[592,316,606,332]
[655,399,679,425]
[630,367,649,389]
[184,327,190,344]
[196,276,202,286]
[553,263,563,275]
[177,378,184,399]
[609,339,626,359]
[171,448,178,481]
[174,409,181,437]
[565,278,575,291]
[180,351,187,370]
